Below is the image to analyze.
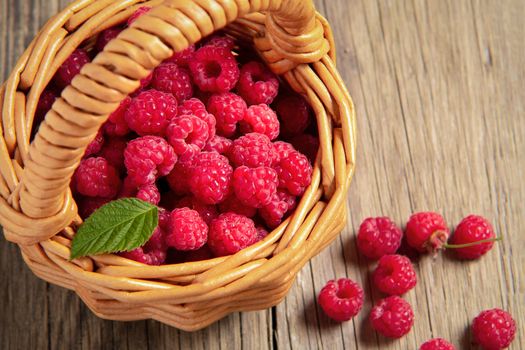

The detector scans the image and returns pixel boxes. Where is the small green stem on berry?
[444,236,502,249]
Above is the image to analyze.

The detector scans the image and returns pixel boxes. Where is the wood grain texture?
[0,0,523,349]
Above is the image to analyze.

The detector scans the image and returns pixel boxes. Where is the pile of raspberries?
[36,7,318,265]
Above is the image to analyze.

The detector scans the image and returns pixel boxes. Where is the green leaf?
[70,198,158,260]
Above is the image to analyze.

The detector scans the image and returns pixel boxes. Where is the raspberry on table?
[124,136,177,187]
[207,92,247,137]
[472,308,516,350]
[370,296,414,338]
[229,133,277,168]
[259,190,297,229]
[276,150,313,196]
[290,134,319,164]
[104,96,131,137]
[73,157,121,198]
[165,208,208,251]
[202,34,235,50]
[237,61,279,105]
[203,135,233,154]
[448,215,497,259]
[98,136,127,173]
[151,63,193,103]
[218,194,257,218]
[176,196,218,225]
[357,217,403,260]
[189,46,240,93]
[125,89,178,136]
[273,141,296,163]
[77,196,110,219]
[232,166,278,208]
[166,159,193,196]
[178,98,216,141]
[208,213,257,256]
[165,44,195,67]
[189,152,233,204]
[373,254,417,296]
[84,129,104,158]
[95,26,122,52]
[166,114,209,161]
[276,94,312,137]
[240,104,280,140]
[318,278,364,322]
[405,212,450,254]
[419,338,456,350]
[53,48,90,89]
[127,6,151,25]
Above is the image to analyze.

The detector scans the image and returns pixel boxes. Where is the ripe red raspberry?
[54,48,90,89]
[120,228,167,265]
[165,44,195,67]
[127,6,151,25]
[276,94,312,137]
[189,46,239,93]
[202,35,235,50]
[370,296,414,338]
[166,114,209,161]
[318,278,364,322]
[124,136,177,186]
[208,213,257,256]
[273,141,296,163]
[151,63,193,103]
[189,152,233,204]
[119,178,160,205]
[165,208,208,251]
[166,159,193,196]
[84,129,104,157]
[184,245,213,262]
[232,166,278,208]
[134,72,153,94]
[73,157,121,198]
[290,134,319,163]
[259,190,297,228]
[448,215,498,259]
[241,104,280,140]
[207,92,247,137]
[34,88,57,128]
[125,89,178,136]
[419,338,456,350]
[104,97,131,137]
[255,226,269,241]
[203,135,233,154]
[373,254,417,296]
[357,217,403,260]
[218,194,257,218]
[472,308,516,350]
[178,98,216,141]
[95,26,122,52]
[405,212,450,253]
[98,136,127,173]
[176,196,218,225]
[276,150,313,196]
[229,133,277,168]
[237,61,279,105]
[77,196,110,219]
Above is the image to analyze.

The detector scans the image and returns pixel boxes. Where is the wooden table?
[1,0,523,349]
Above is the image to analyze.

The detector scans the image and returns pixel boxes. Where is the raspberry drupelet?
[372,254,417,296]
[73,157,121,199]
[240,104,280,140]
[259,190,297,229]
[207,92,247,137]
[166,114,209,161]
[357,217,403,260]
[125,89,178,136]
[370,296,414,338]
[208,213,257,256]
[472,308,516,350]
[276,150,313,196]
[405,212,450,254]
[54,48,90,89]
[237,61,279,105]
[318,278,364,322]
[232,166,278,208]
[419,338,456,350]
[188,152,233,204]
[229,133,277,168]
[189,46,240,93]
[151,63,193,103]
[165,208,208,251]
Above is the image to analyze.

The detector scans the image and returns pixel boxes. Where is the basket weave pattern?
[0,0,356,330]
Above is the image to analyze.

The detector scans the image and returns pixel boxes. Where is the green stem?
[444,236,502,249]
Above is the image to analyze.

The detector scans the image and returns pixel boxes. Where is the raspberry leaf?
[70,198,158,260]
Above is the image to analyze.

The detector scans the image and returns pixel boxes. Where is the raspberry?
[120,228,167,265]
[166,114,209,161]
[135,72,153,93]
[218,194,257,218]
[290,134,319,163]
[370,296,414,338]
[119,178,160,205]
[259,190,296,229]
[176,196,218,225]
[95,27,122,52]
[405,212,450,253]
[184,245,213,262]
[255,226,269,241]
[151,63,193,103]
[166,159,193,196]
[357,217,403,260]
[178,98,216,141]
[276,150,313,196]
[228,133,275,168]
[77,196,110,219]
[207,92,247,137]
[84,129,104,157]
[124,136,177,186]
[34,89,57,129]
[276,94,312,137]
[189,46,239,93]
[202,35,235,50]
[273,141,296,163]
[203,135,233,154]
[240,104,280,140]
[98,136,127,173]
[419,338,456,350]
[104,97,131,137]
[189,152,233,204]
[73,157,121,198]
[373,254,417,296]
[472,308,516,350]
[232,166,278,208]
[127,6,151,25]
[125,89,178,136]
[54,48,90,89]
[448,215,497,259]
[165,208,208,251]
[208,213,257,256]
[318,278,364,322]
[237,61,279,105]
[165,44,195,67]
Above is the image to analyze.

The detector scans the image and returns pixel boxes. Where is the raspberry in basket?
[178,98,216,141]
[290,134,319,163]
[237,61,279,105]
[189,152,233,204]
[240,104,280,140]
[232,166,278,208]
[84,129,104,158]
[151,63,193,103]
[208,213,257,256]
[127,6,151,25]
[189,46,240,93]
[176,196,218,225]
[202,34,235,50]
[203,135,233,154]
[77,196,110,219]
[166,114,209,161]
[184,245,214,262]
[124,136,177,187]
[276,94,312,137]
[218,194,257,218]
[73,157,121,199]
[318,278,364,322]
[207,92,247,137]
[165,44,195,67]
[370,296,414,338]
[125,90,178,136]
[95,26,122,52]
[98,136,127,173]
[120,227,167,265]
[166,208,208,251]
[54,48,90,89]
[120,178,160,205]
[259,190,297,229]
[229,133,277,168]
[166,160,193,196]
[104,97,131,137]
[273,141,296,163]
[34,88,57,127]
[276,150,313,196]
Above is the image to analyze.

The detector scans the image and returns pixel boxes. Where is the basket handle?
[7,0,329,245]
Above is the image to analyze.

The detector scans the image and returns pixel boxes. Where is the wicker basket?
[0,0,356,331]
